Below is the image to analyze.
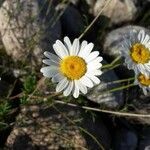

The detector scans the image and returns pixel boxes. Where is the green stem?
[111,56,121,65]
[101,56,122,69]
[101,64,112,69]
[103,63,121,71]
[107,83,135,93]
[108,77,135,84]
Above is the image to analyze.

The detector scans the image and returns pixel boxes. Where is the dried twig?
[78,0,112,40]
[52,100,150,118]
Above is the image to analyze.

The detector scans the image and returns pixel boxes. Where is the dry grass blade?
[53,100,150,118]
[78,0,112,40]
[26,77,46,101]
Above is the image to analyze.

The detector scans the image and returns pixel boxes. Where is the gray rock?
[61,5,85,38]
[138,128,150,150]
[69,0,79,5]
[5,104,111,150]
[85,0,95,13]
[93,0,137,24]
[129,95,150,125]
[85,0,95,6]
[114,129,138,150]
[53,0,79,6]
[0,0,61,67]
[86,60,124,109]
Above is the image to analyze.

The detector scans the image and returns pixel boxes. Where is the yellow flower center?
[138,74,150,86]
[130,43,150,64]
[60,56,87,80]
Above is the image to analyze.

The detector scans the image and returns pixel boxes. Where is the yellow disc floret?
[130,43,150,64]
[138,74,150,86]
[60,56,87,80]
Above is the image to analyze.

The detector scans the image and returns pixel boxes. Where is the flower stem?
[107,77,135,84]
[107,83,135,93]
[101,56,121,69]
[104,63,121,72]
[111,56,122,65]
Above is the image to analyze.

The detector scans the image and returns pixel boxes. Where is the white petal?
[145,64,150,72]
[131,64,138,73]
[56,40,69,56]
[89,56,103,64]
[80,41,88,52]
[53,43,67,59]
[44,51,60,62]
[40,66,59,78]
[63,81,74,96]
[142,34,150,45]
[76,80,87,94]
[138,30,145,43]
[122,38,131,50]
[70,39,80,55]
[80,76,94,88]
[42,59,59,66]
[86,51,100,62]
[73,81,80,98]
[87,69,102,76]
[52,73,64,83]
[125,57,131,64]
[86,73,100,84]
[56,78,69,92]
[134,79,138,85]
[87,62,102,71]
[145,40,150,49]
[121,47,129,56]
[138,64,147,76]
[79,43,94,58]
[143,87,148,95]
[127,63,133,70]
[64,36,72,52]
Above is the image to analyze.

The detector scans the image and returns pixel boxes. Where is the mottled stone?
[85,0,95,7]
[0,0,61,67]
[93,0,137,24]
[129,95,150,125]
[5,104,111,150]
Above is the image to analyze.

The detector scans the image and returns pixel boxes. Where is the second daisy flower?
[121,30,150,77]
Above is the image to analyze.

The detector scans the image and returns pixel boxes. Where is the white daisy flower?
[134,73,150,95]
[121,30,150,77]
[40,37,103,98]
